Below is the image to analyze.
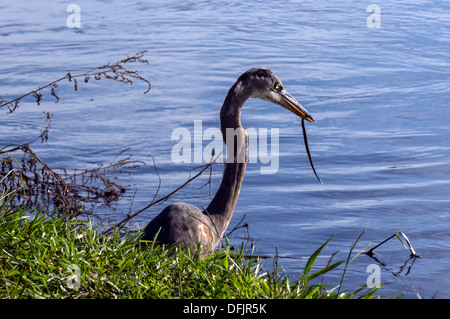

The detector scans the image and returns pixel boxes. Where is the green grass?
[0,195,383,299]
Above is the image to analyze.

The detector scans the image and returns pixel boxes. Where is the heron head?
[239,67,315,123]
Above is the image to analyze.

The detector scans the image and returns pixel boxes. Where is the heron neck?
[205,80,250,241]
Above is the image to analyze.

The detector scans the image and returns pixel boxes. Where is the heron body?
[141,67,315,256]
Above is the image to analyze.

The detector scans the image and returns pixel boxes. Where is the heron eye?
[275,83,283,92]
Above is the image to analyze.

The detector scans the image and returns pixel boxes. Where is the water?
[1,0,450,298]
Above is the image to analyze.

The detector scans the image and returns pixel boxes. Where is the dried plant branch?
[225,213,250,240]
[1,51,153,218]
[0,50,151,113]
[1,145,145,218]
[365,232,419,258]
[102,151,223,236]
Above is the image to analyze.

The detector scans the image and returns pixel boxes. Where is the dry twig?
[0,51,151,113]
[0,51,152,218]
[102,152,223,235]
[1,145,144,218]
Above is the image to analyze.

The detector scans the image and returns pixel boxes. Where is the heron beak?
[264,88,315,123]
[276,89,315,123]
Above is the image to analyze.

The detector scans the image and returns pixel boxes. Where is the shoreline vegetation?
[0,195,382,299]
[1,52,400,299]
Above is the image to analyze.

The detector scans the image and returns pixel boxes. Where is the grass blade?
[302,235,334,277]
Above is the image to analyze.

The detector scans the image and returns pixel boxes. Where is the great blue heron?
[141,67,315,256]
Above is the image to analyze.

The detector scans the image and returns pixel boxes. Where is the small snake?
[302,118,323,184]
